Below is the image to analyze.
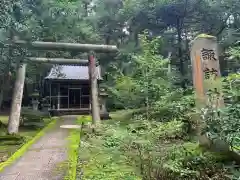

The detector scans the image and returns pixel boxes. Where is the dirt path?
[0,115,77,180]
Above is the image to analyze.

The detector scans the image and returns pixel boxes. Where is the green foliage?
[163,143,230,179]
[0,135,25,146]
[202,73,240,150]
[150,89,195,121]
[107,33,172,110]
[227,47,240,72]
[124,118,232,180]
[77,121,140,180]
[77,111,233,180]
[1,0,240,178]
[77,115,92,125]
[127,115,186,141]
[228,47,240,60]
[20,107,50,128]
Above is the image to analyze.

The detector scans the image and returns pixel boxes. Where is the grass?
[76,112,141,180]
[64,116,83,180]
[0,116,8,124]
[0,115,57,170]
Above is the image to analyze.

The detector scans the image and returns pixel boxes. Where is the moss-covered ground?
[64,116,82,180]
[0,116,52,164]
[77,113,141,180]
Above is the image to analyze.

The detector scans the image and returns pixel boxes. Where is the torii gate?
[8,39,118,134]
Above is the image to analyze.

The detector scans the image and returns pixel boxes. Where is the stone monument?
[99,88,110,120]
[31,91,40,111]
[190,34,224,109]
[190,34,225,139]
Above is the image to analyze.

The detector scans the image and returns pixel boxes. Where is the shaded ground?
[0,116,52,164]
[0,115,77,180]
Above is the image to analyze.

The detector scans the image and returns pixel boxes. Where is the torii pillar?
[88,52,101,124]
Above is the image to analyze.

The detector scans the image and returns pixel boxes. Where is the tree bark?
[177,19,186,89]
[8,63,26,134]
[88,52,101,125]
[0,88,4,110]
[177,19,184,76]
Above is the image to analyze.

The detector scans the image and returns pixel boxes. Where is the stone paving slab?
[0,115,77,180]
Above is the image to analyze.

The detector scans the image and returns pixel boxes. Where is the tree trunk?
[0,88,4,110]
[134,32,139,47]
[177,19,186,89]
[0,73,12,110]
[88,52,101,125]
[177,20,184,76]
[8,63,26,134]
[167,52,172,75]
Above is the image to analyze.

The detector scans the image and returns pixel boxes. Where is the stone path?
[0,115,77,180]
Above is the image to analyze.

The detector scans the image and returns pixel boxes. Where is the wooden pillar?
[88,52,101,124]
[8,63,27,134]
[67,84,69,109]
[50,82,52,109]
[80,88,82,109]
[57,83,60,110]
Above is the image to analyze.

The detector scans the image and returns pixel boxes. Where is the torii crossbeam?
[13,40,118,52]
[26,58,89,65]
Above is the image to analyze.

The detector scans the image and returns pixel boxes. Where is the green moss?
[77,115,92,124]
[54,160,68,177]
[81,150,141,180]
[196,33,216,38]
[0,117,58,172]
[64,116,83,180]
[0,116,9,124]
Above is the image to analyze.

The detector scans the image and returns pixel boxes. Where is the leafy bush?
[111,113,234,180]
[106,33,172,110]
[127,115,187,141]
[106,33,195,129]
[77,109,237,180]
[202,73,240,150]
[150,90,195,122]
[0,135,26,145]
[77,121,140,180]
[20,107,50,127]
[162,143,230,180]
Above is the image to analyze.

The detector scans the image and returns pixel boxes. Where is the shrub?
[20,107,50,128]
[127,115,187,141]
[162,143,230,180]
[202,73,240,150]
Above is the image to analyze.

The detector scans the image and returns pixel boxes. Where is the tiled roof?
[45,65,102,80]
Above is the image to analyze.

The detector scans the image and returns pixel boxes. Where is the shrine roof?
[45,65,102,80]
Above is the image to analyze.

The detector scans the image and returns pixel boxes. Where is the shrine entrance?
[7,38,118,134]
[68,88,81,109]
